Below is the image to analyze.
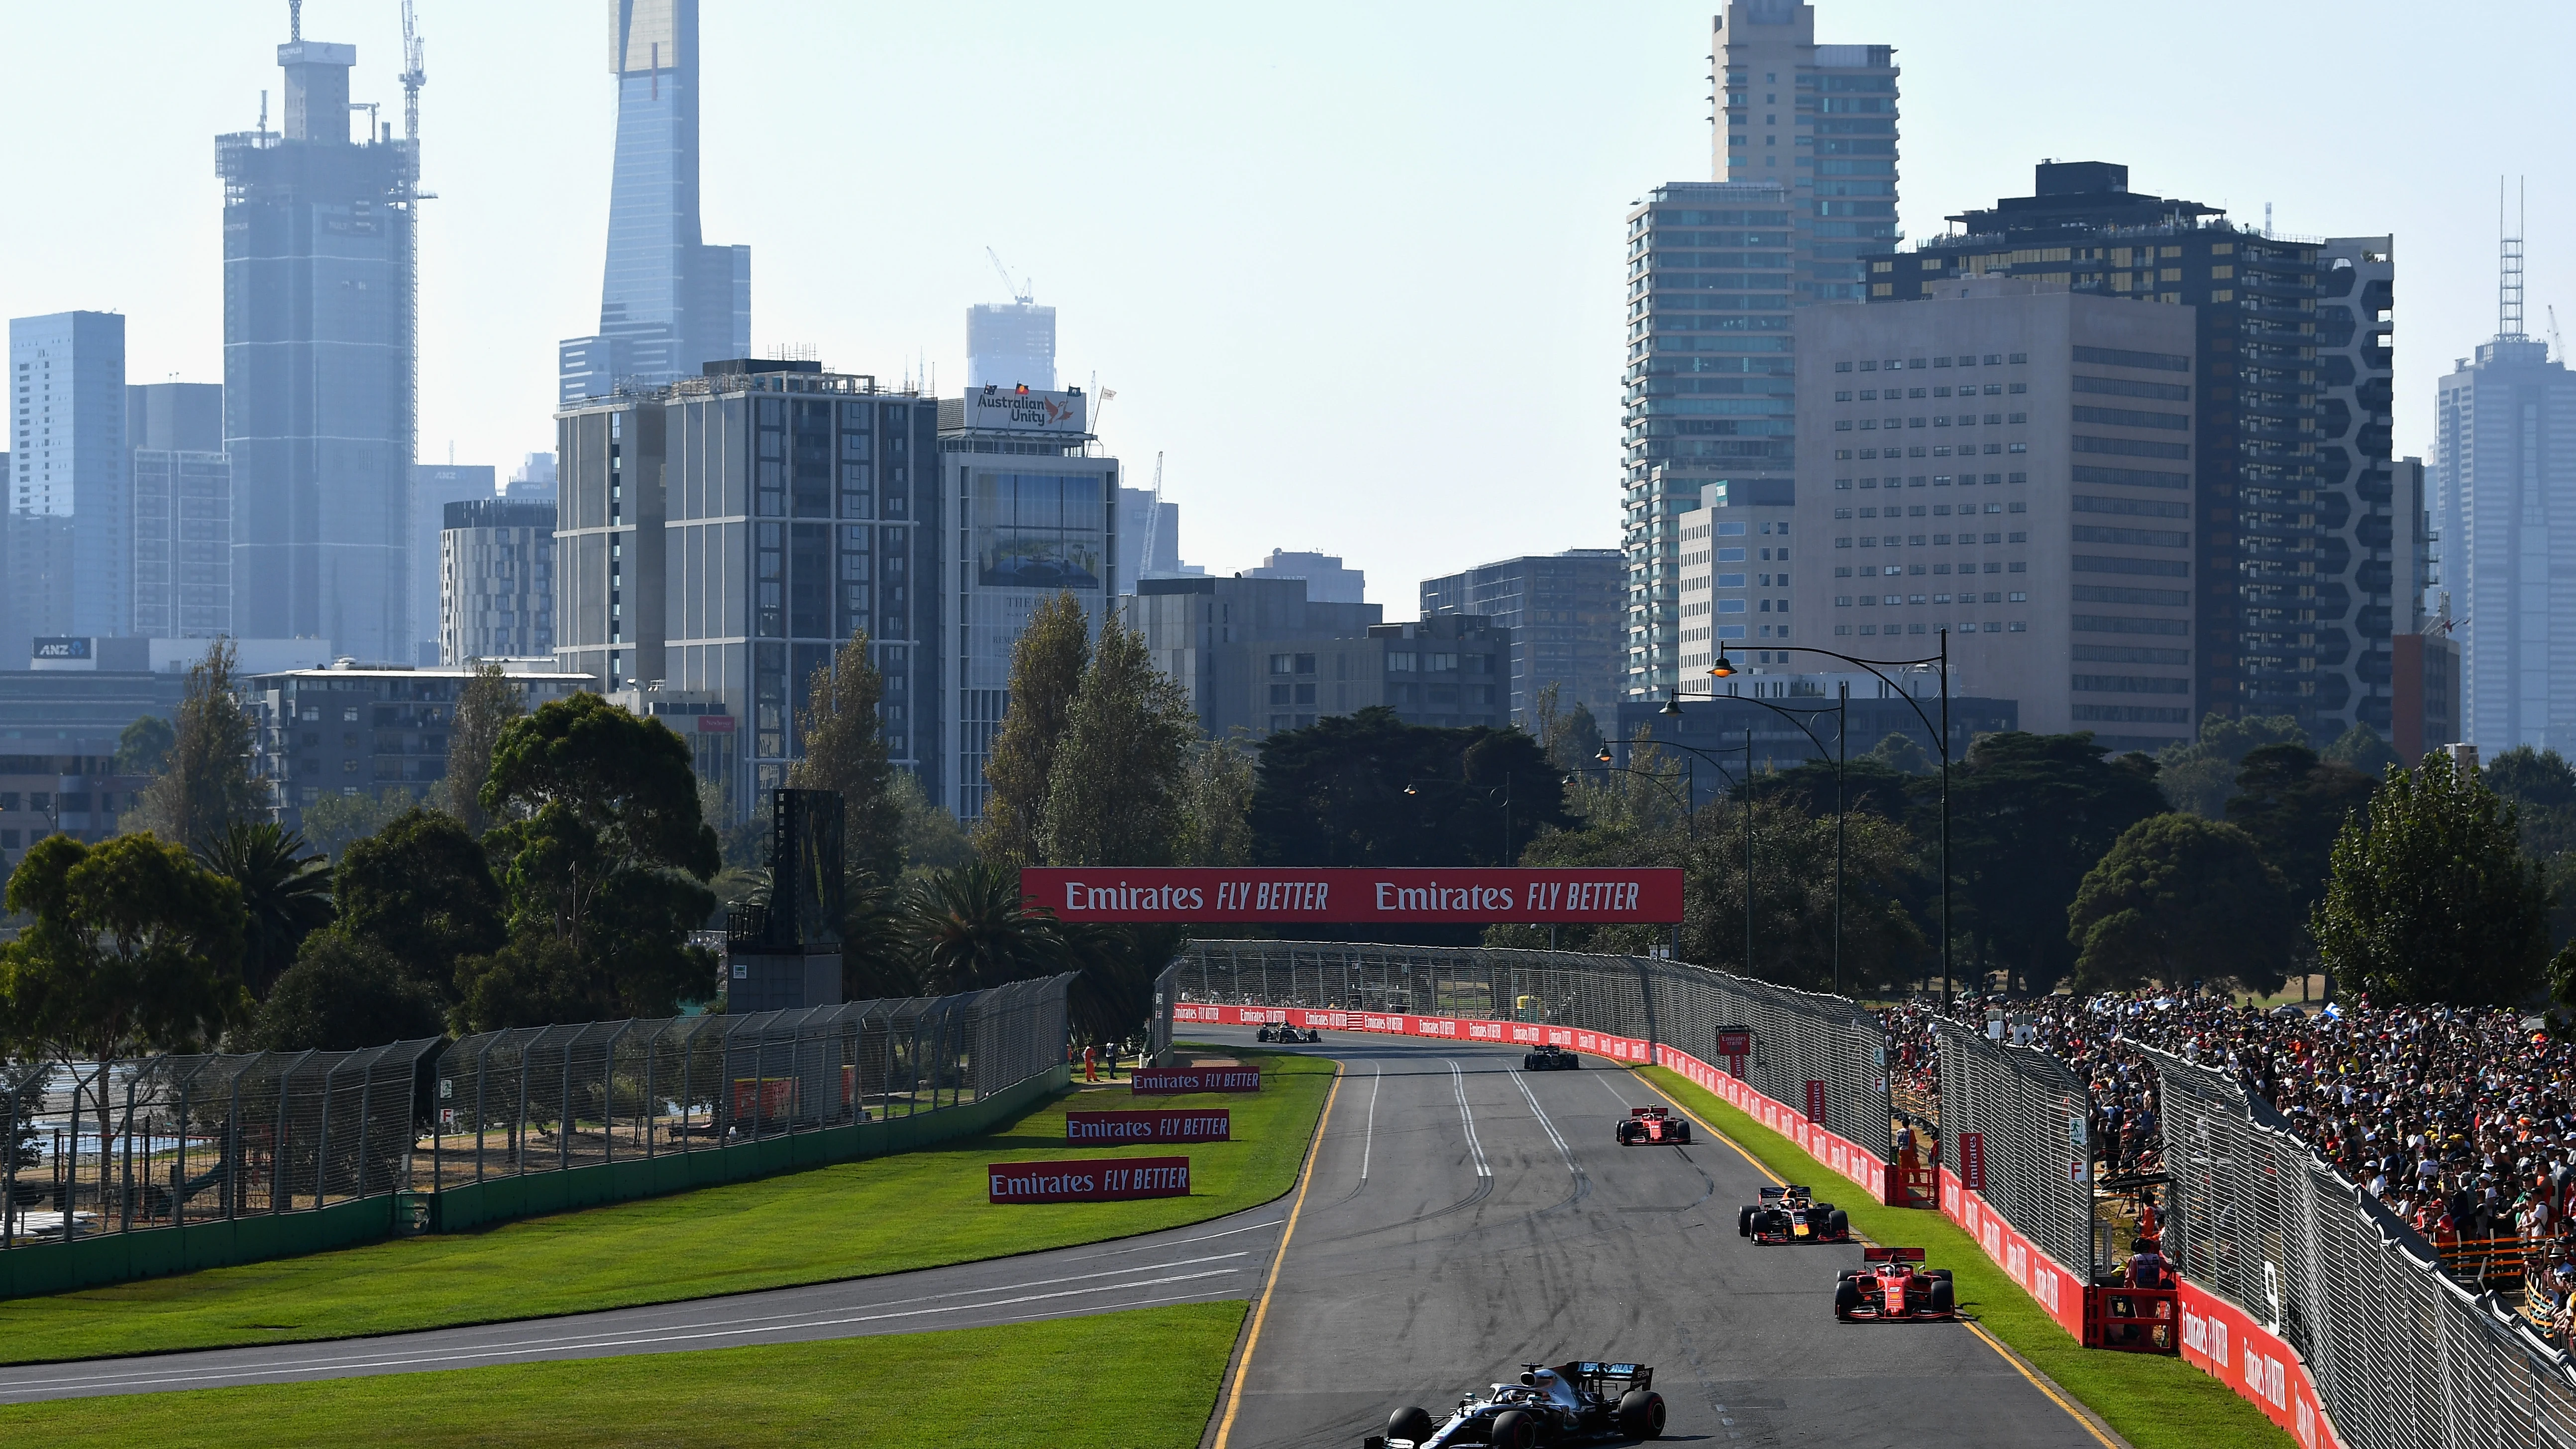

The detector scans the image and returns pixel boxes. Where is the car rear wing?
[1630,1106,1666,1118]
[1758,1186,1787,1202]
[1564,1361,1653,1395]
[1863,1246,1927,1263]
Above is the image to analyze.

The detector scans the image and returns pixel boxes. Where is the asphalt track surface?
[0,1030,2104,1449]
[1203,1026,2102,1449]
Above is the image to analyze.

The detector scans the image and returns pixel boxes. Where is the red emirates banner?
[1958,1132,1987,1194]
[1804,1080,1828,1126]
[1130,1066,1262,1095]
[1716,1028,1752,1057]
[1020,867,1685,924]
[1065,1110,1232,1143]
[987,1156,1191,1203]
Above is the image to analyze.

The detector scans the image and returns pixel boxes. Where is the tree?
[300,788,412,861]
[0,833,248,1186]
[128,639,257,848]
[891,770,973,875]
[972,592,1091,867]
[1942,732,2168,994]
[2066,814,2299,995]
[2486,745,2576,857]
[197,821,335,999]
[900,861,1065,994]
[249,932,445,1051]
[440,660,523,836]
[2153,712,2308,819]
[1532,683,1606,774]
[1041,618,1198,867]
[786,628,904,888]
[466,694,720,1028]
[2224,743,2378,919]
[2314,751,2550,1005]
[1755,756,1918,823]
[1174,736,1259,866]
[114,716,174,776]
[1865,731,1933,775]
[1250,708,1569,870]
[2321,723,2399,778]
[333,806,508,1006]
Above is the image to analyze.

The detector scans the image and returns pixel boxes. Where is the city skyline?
[4,1,2574,619]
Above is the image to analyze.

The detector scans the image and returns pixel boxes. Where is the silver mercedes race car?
[1367,1360,1666,1448]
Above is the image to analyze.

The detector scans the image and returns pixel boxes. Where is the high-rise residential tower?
[128,381,231,640]
[966,304,1056,392]
[2435,322,2576,756]
[1420,548,1624,724]
[10,312,130,646]
[410,464,496,661]
[218,28,417,664]
[1864,164,2396,740]
[559,1,751,406]
[1623,2,1898,698]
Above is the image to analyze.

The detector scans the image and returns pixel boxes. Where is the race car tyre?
[1837,1267,1865,1280]
[1489,1409,1539,1449]
[1738,1205,1756,1237]
[1615,1388,1667,1439]
[1827,1208,1850,1239]
[1674,1125,1692,1143]
[1834,1279,1863,1320]
[1387,1406,1435,1445]
[1922,1269,1953,1281]
[1928,1278,1955,1313]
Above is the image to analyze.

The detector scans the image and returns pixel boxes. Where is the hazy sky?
[7,2,2572,615]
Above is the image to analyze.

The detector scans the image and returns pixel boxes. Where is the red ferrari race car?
[1614,1106,1693,1146]
[1833,1246,1956,1322]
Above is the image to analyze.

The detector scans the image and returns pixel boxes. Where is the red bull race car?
[1737,1184,1851,1244]
[1833,1246,1956,1321]
[1614,1106,1693,1146]
[1365,1360,1665,1449]
[1522,1043,1583,1071]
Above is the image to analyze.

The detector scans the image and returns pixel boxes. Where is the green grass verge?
[1636,1064,2288,1449]
[0,1049,1331,1366]
[0,1300,1246,1448]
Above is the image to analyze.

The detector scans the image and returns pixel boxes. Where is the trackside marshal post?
[987,1157,1191,1203]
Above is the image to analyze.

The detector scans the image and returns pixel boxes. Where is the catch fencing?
[1165,939,1894,1166]
[2146,1041,2576,1449]
[1933,1019,2096,1280]
[1,975,1072,1298]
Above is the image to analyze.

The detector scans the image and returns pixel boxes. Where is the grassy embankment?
[1637,1063,2289,1449]
[0,1049,1332,1365]
[0,1301,1244,1449]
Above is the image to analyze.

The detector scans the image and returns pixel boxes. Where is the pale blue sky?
[6,2,2570,612]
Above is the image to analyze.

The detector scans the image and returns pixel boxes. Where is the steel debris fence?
[0,974,1070,1252]
[1167,939,1896,1164]
[2143,1040,2576,1449]
[1933,1018,2097,1276]
[0,1041,441,1249]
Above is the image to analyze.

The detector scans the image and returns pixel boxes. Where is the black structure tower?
[725,787,845,1012]
[1864,163,2395,736]
[217,29,418,664]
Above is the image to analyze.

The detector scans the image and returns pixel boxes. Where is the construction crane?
[1137,452,1165,579]
[985,247,1034,306]
[2552,305,2566,363]
[401,0,427,145]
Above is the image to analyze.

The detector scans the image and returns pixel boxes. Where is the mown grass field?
[0,1301,1246,1448]
[1636,1064,2290,1449]
[0,1049,1332,1365]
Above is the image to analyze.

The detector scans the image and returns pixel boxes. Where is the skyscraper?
[1623,2,1898,698]
[410,464,496,661]
[128,381,231,640]
[9,312,129,645]
[218,28,416,663]
[1420,549,1624,724]
[2435,316,2576,755]
[966,303,1056,392]
[559,1,751,406]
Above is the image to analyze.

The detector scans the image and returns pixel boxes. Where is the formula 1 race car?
[1522,1043,1582,1071]
[1614,1106,1692,1146]
[1737,1184,1851,1244]
[1256,1024,1321,1043]
[1366,1360,1666,1449]
[1833,1246,1956,1322]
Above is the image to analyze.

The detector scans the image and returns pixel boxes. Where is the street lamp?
[1567,760,1694,960]
[1671,682,1854,996]
[1707,629,1955,1006]
[1600,729,1753,977]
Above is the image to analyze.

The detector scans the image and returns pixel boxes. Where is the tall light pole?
[1713,629,1954,1006]
[1603,727,1752,975]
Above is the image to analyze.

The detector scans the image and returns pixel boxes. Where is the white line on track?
[1445,1058,1493,1177]
[1361,1060,1384,1181]
[0,1259,1253,1401]
[1591,1071,1638,1115]
[1510,1067,1579,1174]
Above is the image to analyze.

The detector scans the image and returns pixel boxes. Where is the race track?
[1202,1026,2102,1449]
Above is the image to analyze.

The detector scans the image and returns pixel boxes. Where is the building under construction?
[216,9,421,663]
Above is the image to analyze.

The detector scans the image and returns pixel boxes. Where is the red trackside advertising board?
[1065,1110,1231,1143]
[988,1156,1191,1204]
[1021,867,1685,924]
[1130,1066,1262,1095]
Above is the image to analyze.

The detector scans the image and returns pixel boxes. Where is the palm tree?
[198,821,334,998]
[898,861,1062,994]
